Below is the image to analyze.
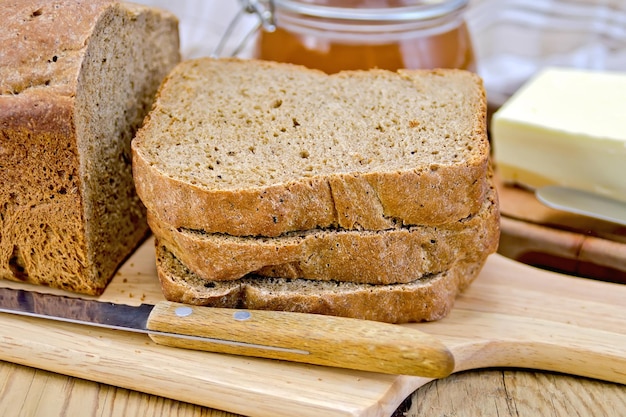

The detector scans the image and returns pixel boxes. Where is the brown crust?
[0,0,178,294]
[0,5,95,292]
[134,156,490,237]
[155,241,488,323]
[0,0,112,97]
[147,182,499,284]
[0,92,76,137]
[132,61,490,237]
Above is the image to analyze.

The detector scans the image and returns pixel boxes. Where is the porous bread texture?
[0,0,180,294]
[148,181,499,284]
[155,241,488,324]
[132,58,490,237]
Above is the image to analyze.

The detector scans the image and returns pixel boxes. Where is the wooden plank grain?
[1,237,626,416]
[406,370,626,417]
[499,371,626,417]
[0,361,231,417]
[3,360,624,417]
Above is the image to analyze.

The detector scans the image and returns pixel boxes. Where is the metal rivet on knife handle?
[233,311,252,321]
[175,306,193,317]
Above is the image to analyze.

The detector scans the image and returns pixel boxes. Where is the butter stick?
[491,67,626,203]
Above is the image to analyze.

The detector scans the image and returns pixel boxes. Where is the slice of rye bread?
[132,58,490,237]
[155,241,489,323]
[147,181,499,284]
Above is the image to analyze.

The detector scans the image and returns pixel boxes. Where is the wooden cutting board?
[495,177,626,283]
[0,236,624,417]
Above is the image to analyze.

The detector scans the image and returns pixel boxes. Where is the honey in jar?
[252,0,476,73]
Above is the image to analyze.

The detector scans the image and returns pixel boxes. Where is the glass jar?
[250,0,476,73]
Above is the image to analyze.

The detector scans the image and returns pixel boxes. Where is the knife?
[536,185,626,227]
[0,286,454,377]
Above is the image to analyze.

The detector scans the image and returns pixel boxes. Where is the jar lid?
[272,0,469,22]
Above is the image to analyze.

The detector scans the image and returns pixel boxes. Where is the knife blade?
[536,185,626,227]
[0,286,454,377]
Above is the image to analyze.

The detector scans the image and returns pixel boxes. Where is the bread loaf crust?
[0,0,180,294]
[155,241,488,323]
[134,158,490,237]
[132,59,490,237]
[148,183,499,284]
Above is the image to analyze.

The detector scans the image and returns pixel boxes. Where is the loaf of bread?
[155,241,488,324]
[148,182,499,284]
[132,58,490,237]
[0,0,180,294]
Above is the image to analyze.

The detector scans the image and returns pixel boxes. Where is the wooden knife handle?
[146,301,454,378]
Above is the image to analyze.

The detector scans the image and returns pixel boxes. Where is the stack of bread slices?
[131,58,500,323]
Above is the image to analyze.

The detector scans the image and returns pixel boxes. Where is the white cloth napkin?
[133,0,626,105]
[467,0,626,105]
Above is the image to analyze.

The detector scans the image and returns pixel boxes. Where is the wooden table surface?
[4,0,625,413]
[2,227,626,416]
[2,360,624,417]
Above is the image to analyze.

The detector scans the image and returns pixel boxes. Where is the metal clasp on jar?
[212,0,276,58]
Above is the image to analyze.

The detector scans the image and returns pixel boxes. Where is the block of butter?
[491,67,626,203]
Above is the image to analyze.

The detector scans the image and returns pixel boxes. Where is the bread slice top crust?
[133,58,489,237]
[0,0,111,97]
